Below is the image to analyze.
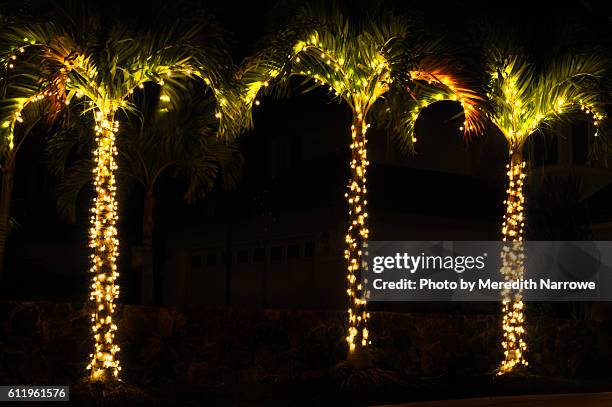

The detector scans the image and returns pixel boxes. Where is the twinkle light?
[1,44,48,151]
[498,154,528,374]
[85,107,121,381]
[344,110,371,354]
[3,93,47,150]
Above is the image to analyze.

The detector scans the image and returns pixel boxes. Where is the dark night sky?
[3,0,612,302]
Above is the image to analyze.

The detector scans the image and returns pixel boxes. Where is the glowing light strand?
[85,108,121,381]
[498,153,528,374]
[1,93,45,150]
[1,41,47,151]
[344,109,371,354]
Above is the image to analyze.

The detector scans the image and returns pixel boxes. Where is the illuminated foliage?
[0,41,52,154]
[487,48,606,149]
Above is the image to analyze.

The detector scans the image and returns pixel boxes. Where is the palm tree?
[48,88,243,305]
[238,4,484,360]
[1,6,242,381]
[485,44,607,374]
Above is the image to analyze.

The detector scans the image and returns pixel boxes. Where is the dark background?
[2,1,612,405]
[2,0,612,304]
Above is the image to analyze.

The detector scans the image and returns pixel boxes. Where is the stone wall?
[0,301,610,389]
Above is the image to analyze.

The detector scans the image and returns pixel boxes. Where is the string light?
[498,153,527,374]
[85,106,121,381]
[344,108,371,354]
[1,44,44,150]
[492,63,531,374]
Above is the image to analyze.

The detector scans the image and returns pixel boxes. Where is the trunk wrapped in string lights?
[86,108,121,381]
[345,108,370,354]
[237,5,484,358]
[499,146,527,373]
[485,47,607,375]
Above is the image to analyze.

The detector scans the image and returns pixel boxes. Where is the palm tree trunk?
[141,189,155,305]
[345,110,370,362]
[86,110,121,381]
[498,145,528,374]
[0,162,15,281]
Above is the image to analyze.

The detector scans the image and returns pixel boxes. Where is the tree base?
[346,346,372,368]
[335,349,400,389]
[72,377,149,405]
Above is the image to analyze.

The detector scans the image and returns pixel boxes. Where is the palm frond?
[0,49,52,157]
[2,3,244,141]
[237,2,485,153]
[237,3,408,118]
[485,44,608,149]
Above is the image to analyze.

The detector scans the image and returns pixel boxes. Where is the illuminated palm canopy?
[239,4,484,145]
[240,5,396,104]
[486,46,607,150]
[0,20,242,139]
